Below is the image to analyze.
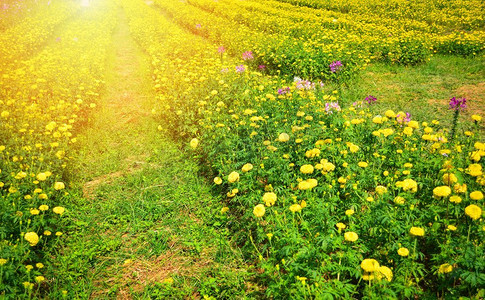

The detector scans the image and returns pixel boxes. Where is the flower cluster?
[0,0,116,294]
[449,97,467,111]
[329,60,343,73]
[126,0,484,298]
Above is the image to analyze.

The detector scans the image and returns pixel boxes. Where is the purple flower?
[449,97,466,111]
[196,24,202,29]
[293,77,315,90]
[365,95,377,104]
[218,46,225,53]
[278,87,290,95]
[397,112,411,123]
[242,51,253,60]
[325,102,341,114]
[221,67,229,73]
[235,65,246,73]
[258,65,266,70]
[329,61,343,73]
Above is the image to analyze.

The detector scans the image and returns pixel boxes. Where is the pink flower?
[242,51,253,60]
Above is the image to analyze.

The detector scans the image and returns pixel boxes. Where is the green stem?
[450,109,459,142]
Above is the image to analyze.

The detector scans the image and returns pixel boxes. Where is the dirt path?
[78,8,157,192]
[54,7,248,298]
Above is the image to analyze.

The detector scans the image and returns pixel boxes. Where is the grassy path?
[51,7,249,299]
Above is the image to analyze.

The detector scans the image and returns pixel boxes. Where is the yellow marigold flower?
[0,258,7,265]
[289,204,302,213]
[397,247,409,257]
[298,178,317,190]
[336,222,346,230]
[468,164,483,177]
[381,128,394,137]
[305,148,320,158]
[241,163,253,172]
[403,127,413,136]
[213,177,222,185]
[263,192,277,207]
[220,207,229,214]
[55,232,63,236]
[358,161,368,168]
[362,272,374,281]
[377,266,393,282]
[43,230,51,236]
[471,114,482,122]
[23,282,34,289]
[454,183,467,193]
[470,191,483,201]
[36,263,44,269]
[372,115,383,124]
[228,171,240,183]
[465,204,482,220]
[433,186,451,197]
[366,196,374,202]
[375,185,387,195]
[253,204,265,218]
[39,205,49,211]
[361,259,380,272]
[30,208,40,215]
[35,276,45,283]
[36,173,47,181]
[344,231,358,242]
[24,232,39,246]
[396,178,418,193]
[53,206,65,215]
[385,110,396,118]
[449,195,462,204]
[394,196,405,205]
[300,164,314,174]
[447,225,457,231]
[345,209,355,216]
[54,182,65,190]
[347,142,359,153]
[278,133,290,142]
[443,173,458,185]
[189,138,199,149]
[408,120,419,129]
[438,263,453,274]
[409,226,425,237]
[321,161,335,173]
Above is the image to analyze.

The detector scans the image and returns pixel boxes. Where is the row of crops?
[151,0,484,81]
[125,0,484,298]
[0,0,117,296]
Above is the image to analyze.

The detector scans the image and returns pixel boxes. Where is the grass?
[44,6,483,299]
[335,55,485,129]
[46,8,255,299]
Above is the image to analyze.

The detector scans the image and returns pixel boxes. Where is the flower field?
[0,0,116,296]
[0,0,484,298]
